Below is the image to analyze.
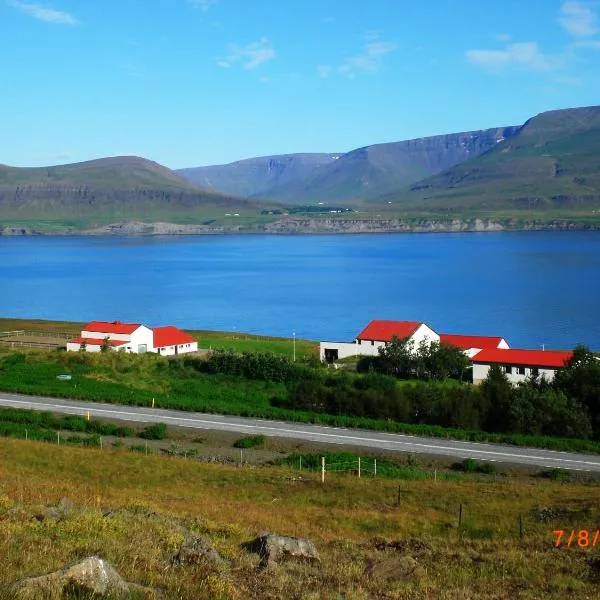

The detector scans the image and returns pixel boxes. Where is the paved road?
[1,392,600,472]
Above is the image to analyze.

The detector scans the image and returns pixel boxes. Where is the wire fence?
[0,330,77,339]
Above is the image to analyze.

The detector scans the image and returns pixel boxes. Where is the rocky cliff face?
[177,153,341,198]
[255,126,521,203]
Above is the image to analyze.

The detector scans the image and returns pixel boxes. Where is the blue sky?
[2,0,599,168]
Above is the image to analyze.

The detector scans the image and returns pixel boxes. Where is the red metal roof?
[356,320,423,342]
[152,326,196,348]
[67,337,127,347]
[471,348,572,368]
[83,321,141,335]
[440,334,507,350]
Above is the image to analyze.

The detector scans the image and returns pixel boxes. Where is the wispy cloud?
[8,0,79,25]
[317,64,331,78]
[466,42,564,72]
[337,34,397,79]
[574,39,600,48]
[217,37,275,69]
[558,1,598,37]
[188,0,219,11]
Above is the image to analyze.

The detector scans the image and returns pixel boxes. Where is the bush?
[451,458,497,474]
[139,423,168,440]
[233,435,265,448]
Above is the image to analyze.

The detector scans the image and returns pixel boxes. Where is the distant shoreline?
[2,217,600,237]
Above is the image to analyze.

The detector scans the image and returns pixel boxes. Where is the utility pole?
[293,332,296,362]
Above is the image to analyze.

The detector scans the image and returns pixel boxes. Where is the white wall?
[411,324,440,348]
[473,363,558,385]
[319,341,380,362]
[66,341,103,353]
[154,342,198,356]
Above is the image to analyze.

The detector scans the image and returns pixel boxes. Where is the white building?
[439,333,510,359]
[320,320,439,363]
[66,321,197,355]
[471,348,573,384]
[152,326,198,356]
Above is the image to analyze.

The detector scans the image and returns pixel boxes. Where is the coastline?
[2,216,600,236]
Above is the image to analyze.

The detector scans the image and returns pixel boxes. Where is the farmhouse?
[471,348,573,384]
[66,321,197,355]
[319,320,439,363]
[439,333,510,359]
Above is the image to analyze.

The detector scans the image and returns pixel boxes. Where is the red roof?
[152,326,196,348]
[67,337,127,347]
[356,320,423,342]
[440,334,507,350]
[472,348,572,368]
[83,321,141,335]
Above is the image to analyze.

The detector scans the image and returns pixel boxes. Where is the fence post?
[57,431,60,445]
[374,459,377,477]
[299,456,302,471]
[458,503,463,527]
[396,485,401,506]
[321,456,325,483]
[358,457,361,478]
[100,437,103,450]
[434,469,437,482]
[519,515,523,539]
[25,429,28,441]
[240,449,244,467]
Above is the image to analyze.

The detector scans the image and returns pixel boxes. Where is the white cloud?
[558,1,598,37]
[337,34,397,79]
[317,64,331,78]
[466,42,563,72]
[496,33,512,42]
[8,0,79,25]
[574,39,600,48]
[217,37,275,70]
[188,0,219,11]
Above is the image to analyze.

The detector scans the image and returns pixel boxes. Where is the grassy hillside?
[0,156,283,232]
[0,438,599,599]
[256,127,519,204]
[378,105,600,217]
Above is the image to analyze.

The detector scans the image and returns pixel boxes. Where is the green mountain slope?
[254,127,519,204]
[378,105,600,216]
[0,156,278,230]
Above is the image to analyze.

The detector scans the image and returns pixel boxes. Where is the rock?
[243,532,320,567]
[33,498,75,523]
[171,535,225,567]
[364,556,423,582]
[13,556,158,599]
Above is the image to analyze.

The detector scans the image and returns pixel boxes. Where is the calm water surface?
[1,232,599,349]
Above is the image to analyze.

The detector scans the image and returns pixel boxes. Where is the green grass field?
[0,437,598,599]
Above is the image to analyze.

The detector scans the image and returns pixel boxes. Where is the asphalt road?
[1,391,600,472]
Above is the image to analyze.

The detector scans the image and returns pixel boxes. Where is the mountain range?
[1,104,599,233]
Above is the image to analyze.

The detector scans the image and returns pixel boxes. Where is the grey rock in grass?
[364,555,423,582]
[244,532,320,567]
[13,556,158,599]
[171,535,226,567]
[33,497,76,523]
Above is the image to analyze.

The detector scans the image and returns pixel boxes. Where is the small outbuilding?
[471,348,573,384]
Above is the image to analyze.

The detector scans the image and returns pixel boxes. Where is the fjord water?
[1,232,599,349]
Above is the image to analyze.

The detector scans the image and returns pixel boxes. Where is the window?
[357,339,361,345]
[371,340,375,346]
[505,365,512,374]
[532,367,539,377]
[517,366,526,375]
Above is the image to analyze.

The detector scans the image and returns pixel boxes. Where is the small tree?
[378,335,414,378]
[100,337,111,353]
[79,340,87,352]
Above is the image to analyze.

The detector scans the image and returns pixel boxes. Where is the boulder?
[171,535,225,567]
[13,556,157,599]
[33,498,76,523]
[244,532,320,567]
[364,556,423,582]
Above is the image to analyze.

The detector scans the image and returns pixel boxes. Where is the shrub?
[233,435,265,448]
[451,458,498,474]
[139,423,168,440]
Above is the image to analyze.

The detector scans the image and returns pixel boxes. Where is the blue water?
[1,232,599,349]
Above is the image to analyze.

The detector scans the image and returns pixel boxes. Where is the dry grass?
[1,438,599,599]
